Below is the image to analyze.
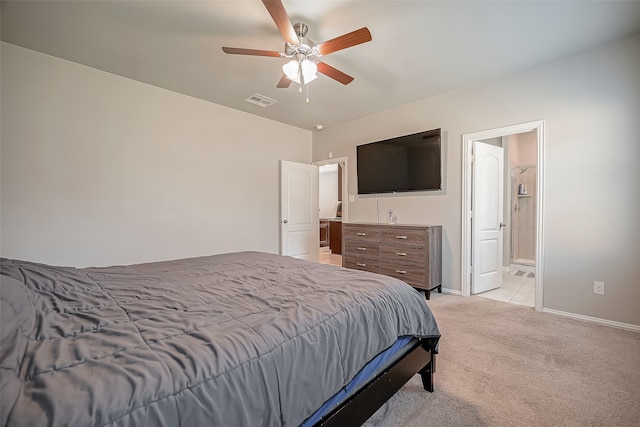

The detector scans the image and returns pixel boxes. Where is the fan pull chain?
[299,62,304,93]
[306,83,310,103]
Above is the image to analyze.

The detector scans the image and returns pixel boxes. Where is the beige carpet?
[375,294,640,427]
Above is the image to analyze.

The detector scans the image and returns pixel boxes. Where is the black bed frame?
[313,337,438,427]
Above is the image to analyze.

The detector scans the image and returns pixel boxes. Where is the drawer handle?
[356,232,366,236]
[396,252,407,256]
[396,235,408,239]
[357,263,367,267]
[357,247,367,251]
[396,270,407,274]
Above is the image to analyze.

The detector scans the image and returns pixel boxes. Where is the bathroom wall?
[509,132,537,265]
[319,164,339,218]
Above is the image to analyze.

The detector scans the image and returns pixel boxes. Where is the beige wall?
[508,131,537,167]
[319,164,339,218]
[1,42,312,267]
[312,33,640,327]
[508,131,538,264]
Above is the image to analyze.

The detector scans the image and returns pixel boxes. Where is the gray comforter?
[1,251,440,427]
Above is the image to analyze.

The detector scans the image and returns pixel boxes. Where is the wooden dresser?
[342,223,443,299]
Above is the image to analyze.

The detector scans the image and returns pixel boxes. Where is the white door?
[472,141,504,294]
[280,160,319,261]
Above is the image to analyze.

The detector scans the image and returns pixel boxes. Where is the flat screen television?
[356,128,442,194]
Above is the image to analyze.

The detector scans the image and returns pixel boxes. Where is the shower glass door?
[511,165,536,266]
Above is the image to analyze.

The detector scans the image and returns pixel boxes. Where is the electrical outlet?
[593,281,605,295]
[388,210,393,219]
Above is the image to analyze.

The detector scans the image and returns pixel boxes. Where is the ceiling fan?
[222,0,372,89]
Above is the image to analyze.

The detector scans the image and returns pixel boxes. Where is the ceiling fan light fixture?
[283,59,299,80]
[301,59,317,82]
[283,58,317,84]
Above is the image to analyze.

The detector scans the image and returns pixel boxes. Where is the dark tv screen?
[357,128,441,194]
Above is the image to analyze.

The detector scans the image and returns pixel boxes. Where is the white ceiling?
[2,1,640,131]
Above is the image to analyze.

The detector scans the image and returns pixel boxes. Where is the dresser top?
[345,222,441,228]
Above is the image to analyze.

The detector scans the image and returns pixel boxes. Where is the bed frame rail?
[314,338,437,427]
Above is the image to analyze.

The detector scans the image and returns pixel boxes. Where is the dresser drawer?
[379,227,427,246]
[379,261,426,288]
[344,240,379,258]
[380,243,426,264]
[342,223,442,299]
[344,256,380,273]
[343,225,380,242]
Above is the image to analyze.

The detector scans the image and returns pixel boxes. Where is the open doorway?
[475,132,537,307]
[461,121,545,312]
[314,157,348,267]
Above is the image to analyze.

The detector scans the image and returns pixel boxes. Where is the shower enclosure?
[510,165,536,270]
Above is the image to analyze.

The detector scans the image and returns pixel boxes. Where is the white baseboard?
[433,292,638,332]
[543,308,640,333]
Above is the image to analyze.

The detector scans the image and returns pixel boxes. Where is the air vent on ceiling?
[244,93,278,108]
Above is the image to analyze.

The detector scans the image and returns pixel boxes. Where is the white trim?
[441,288,462,296]
[461,120,545,312]
[534,122,545,311]
[313,156,347,167]
[543,308,640,333]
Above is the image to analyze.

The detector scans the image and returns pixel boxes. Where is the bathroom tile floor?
[476,270,535,307]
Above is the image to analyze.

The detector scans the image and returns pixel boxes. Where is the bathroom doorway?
[462,121,545,312]
[315,157,348,267]
[482,132,537,307]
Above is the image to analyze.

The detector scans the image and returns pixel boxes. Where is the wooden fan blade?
[277,74,292,88]
[222,47,282,57]
[317,62,354,85]
[262,0,298,45]
[316,27,372,56]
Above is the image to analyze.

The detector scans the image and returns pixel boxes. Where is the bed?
[0,251,440,426]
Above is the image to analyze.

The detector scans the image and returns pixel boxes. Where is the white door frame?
[313,157,348,222]
[461,120,545,312]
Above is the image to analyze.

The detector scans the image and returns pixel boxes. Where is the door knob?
[499,222,506,228]
[282,219,288,224]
